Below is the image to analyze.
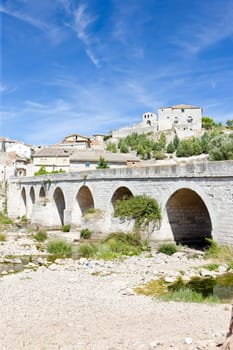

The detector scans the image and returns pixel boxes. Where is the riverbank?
[0,236,232,350]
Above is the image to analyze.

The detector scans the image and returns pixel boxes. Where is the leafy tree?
[106,142,117,153]
[173,134,180,149]
[200,132,210,153]
[120,142,129,153]
[96,156,109,169]
[166,142,175,153]
[159,132,166,149]
[208,133,233,160]
[176,137,202,157]
[202,116,215,130]
[226,119,233,129]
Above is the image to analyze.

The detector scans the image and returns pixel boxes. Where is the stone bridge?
[8,161,233,246]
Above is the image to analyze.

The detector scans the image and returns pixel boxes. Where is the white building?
[158,104,202,132]
[0,137,33,159]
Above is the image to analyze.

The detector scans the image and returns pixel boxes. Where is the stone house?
[70,150,140,171]
[158,104,202,132]
[60,134,91,149]
[0,137,33,159]
[32,147,73,173]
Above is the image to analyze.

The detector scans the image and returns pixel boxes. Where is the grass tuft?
[158,243,177,255]
[47,239,72,255]
[205,239,233,262]
[159,287,219,303]
[80,228,92,239]
[61,224,71,232]
[33,229,48,242]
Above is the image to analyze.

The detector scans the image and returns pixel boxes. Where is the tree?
[208,133,233,160]
[120,143,129,153]
[226,119,233,129]
[106,142,117,153]
[166,142,175,153]
[176,137,202,157]
[173,134,180,149]
[159,132,166,149]
[202,116,215,130]
[96,156,109,169]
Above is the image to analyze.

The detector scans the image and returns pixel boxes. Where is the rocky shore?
[0,229,232,349]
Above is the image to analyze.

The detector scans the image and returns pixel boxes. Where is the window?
[181,109,185,113]
[174,116,179,124]
[85,162,90,167]
[167,116,170,119]
[187,116,193,123]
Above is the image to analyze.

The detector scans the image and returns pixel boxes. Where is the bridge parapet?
[9,160,233,185]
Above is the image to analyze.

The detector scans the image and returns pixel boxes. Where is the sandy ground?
[0,252,231,350]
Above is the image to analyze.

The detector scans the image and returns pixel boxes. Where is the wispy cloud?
[68,3,100,67]
[72,4,96,45]
[0,82,17,95]
[172,1,233,54]
[0,4,64,45]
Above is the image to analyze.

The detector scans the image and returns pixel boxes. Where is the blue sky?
[1,0,233,146]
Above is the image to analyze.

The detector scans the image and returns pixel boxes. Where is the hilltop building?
[112,104,202,138]
[158,104,202,132]
[59,134,91,149]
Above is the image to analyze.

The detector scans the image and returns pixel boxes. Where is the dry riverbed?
[0,230,232,350]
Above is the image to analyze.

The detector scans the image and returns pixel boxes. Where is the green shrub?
[104,232,140,246]
[33,229,48,242]
[80,228,92,239]
[76,243,98,258]
[114,195,161,231]
[47,239,72,255]
[158,243,177,255]
[34,166,65,176]
[0,233,6,241]
[61,224,71,232]
[153,150,166,160]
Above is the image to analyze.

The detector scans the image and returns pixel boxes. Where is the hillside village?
[0,104,233,185]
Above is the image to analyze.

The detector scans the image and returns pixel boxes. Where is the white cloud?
[0,5,64,45]
[172,2,233,54]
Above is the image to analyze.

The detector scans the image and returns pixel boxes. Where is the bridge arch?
[165,187,212,247]
[39,186,46,199]
[21,187,26,206]
[53,187,66,226]
[111,186,134,207]
[30,186,35,204]
[76,185,94,215]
